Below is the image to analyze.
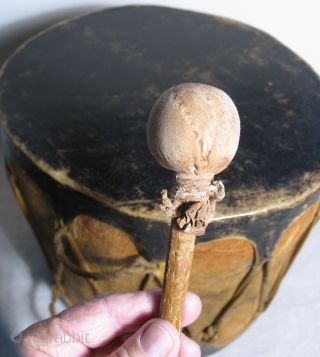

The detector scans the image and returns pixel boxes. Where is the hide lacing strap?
[53,227,159,281]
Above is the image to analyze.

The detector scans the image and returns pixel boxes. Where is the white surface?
[0,2,319,356]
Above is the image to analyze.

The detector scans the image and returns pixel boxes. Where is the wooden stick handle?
[159,221,196,332]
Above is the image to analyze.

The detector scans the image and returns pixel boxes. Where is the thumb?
[111,318,180,357]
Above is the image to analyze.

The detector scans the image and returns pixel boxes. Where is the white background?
[0,1,319,357]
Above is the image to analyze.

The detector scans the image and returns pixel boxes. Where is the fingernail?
[140,323,174,357]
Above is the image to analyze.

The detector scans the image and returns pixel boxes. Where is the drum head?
[1,5,319,220]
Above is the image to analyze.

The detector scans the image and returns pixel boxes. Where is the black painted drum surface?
[0,5,319,353]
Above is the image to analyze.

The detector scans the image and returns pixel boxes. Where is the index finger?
[59,289,201,348]
[23,289,201,350]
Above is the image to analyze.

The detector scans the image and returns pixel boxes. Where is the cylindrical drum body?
[0,6,319,352]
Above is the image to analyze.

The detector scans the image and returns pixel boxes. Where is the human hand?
[18,289,202,356]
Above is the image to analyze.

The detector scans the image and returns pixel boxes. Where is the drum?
[0,5,319,354]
